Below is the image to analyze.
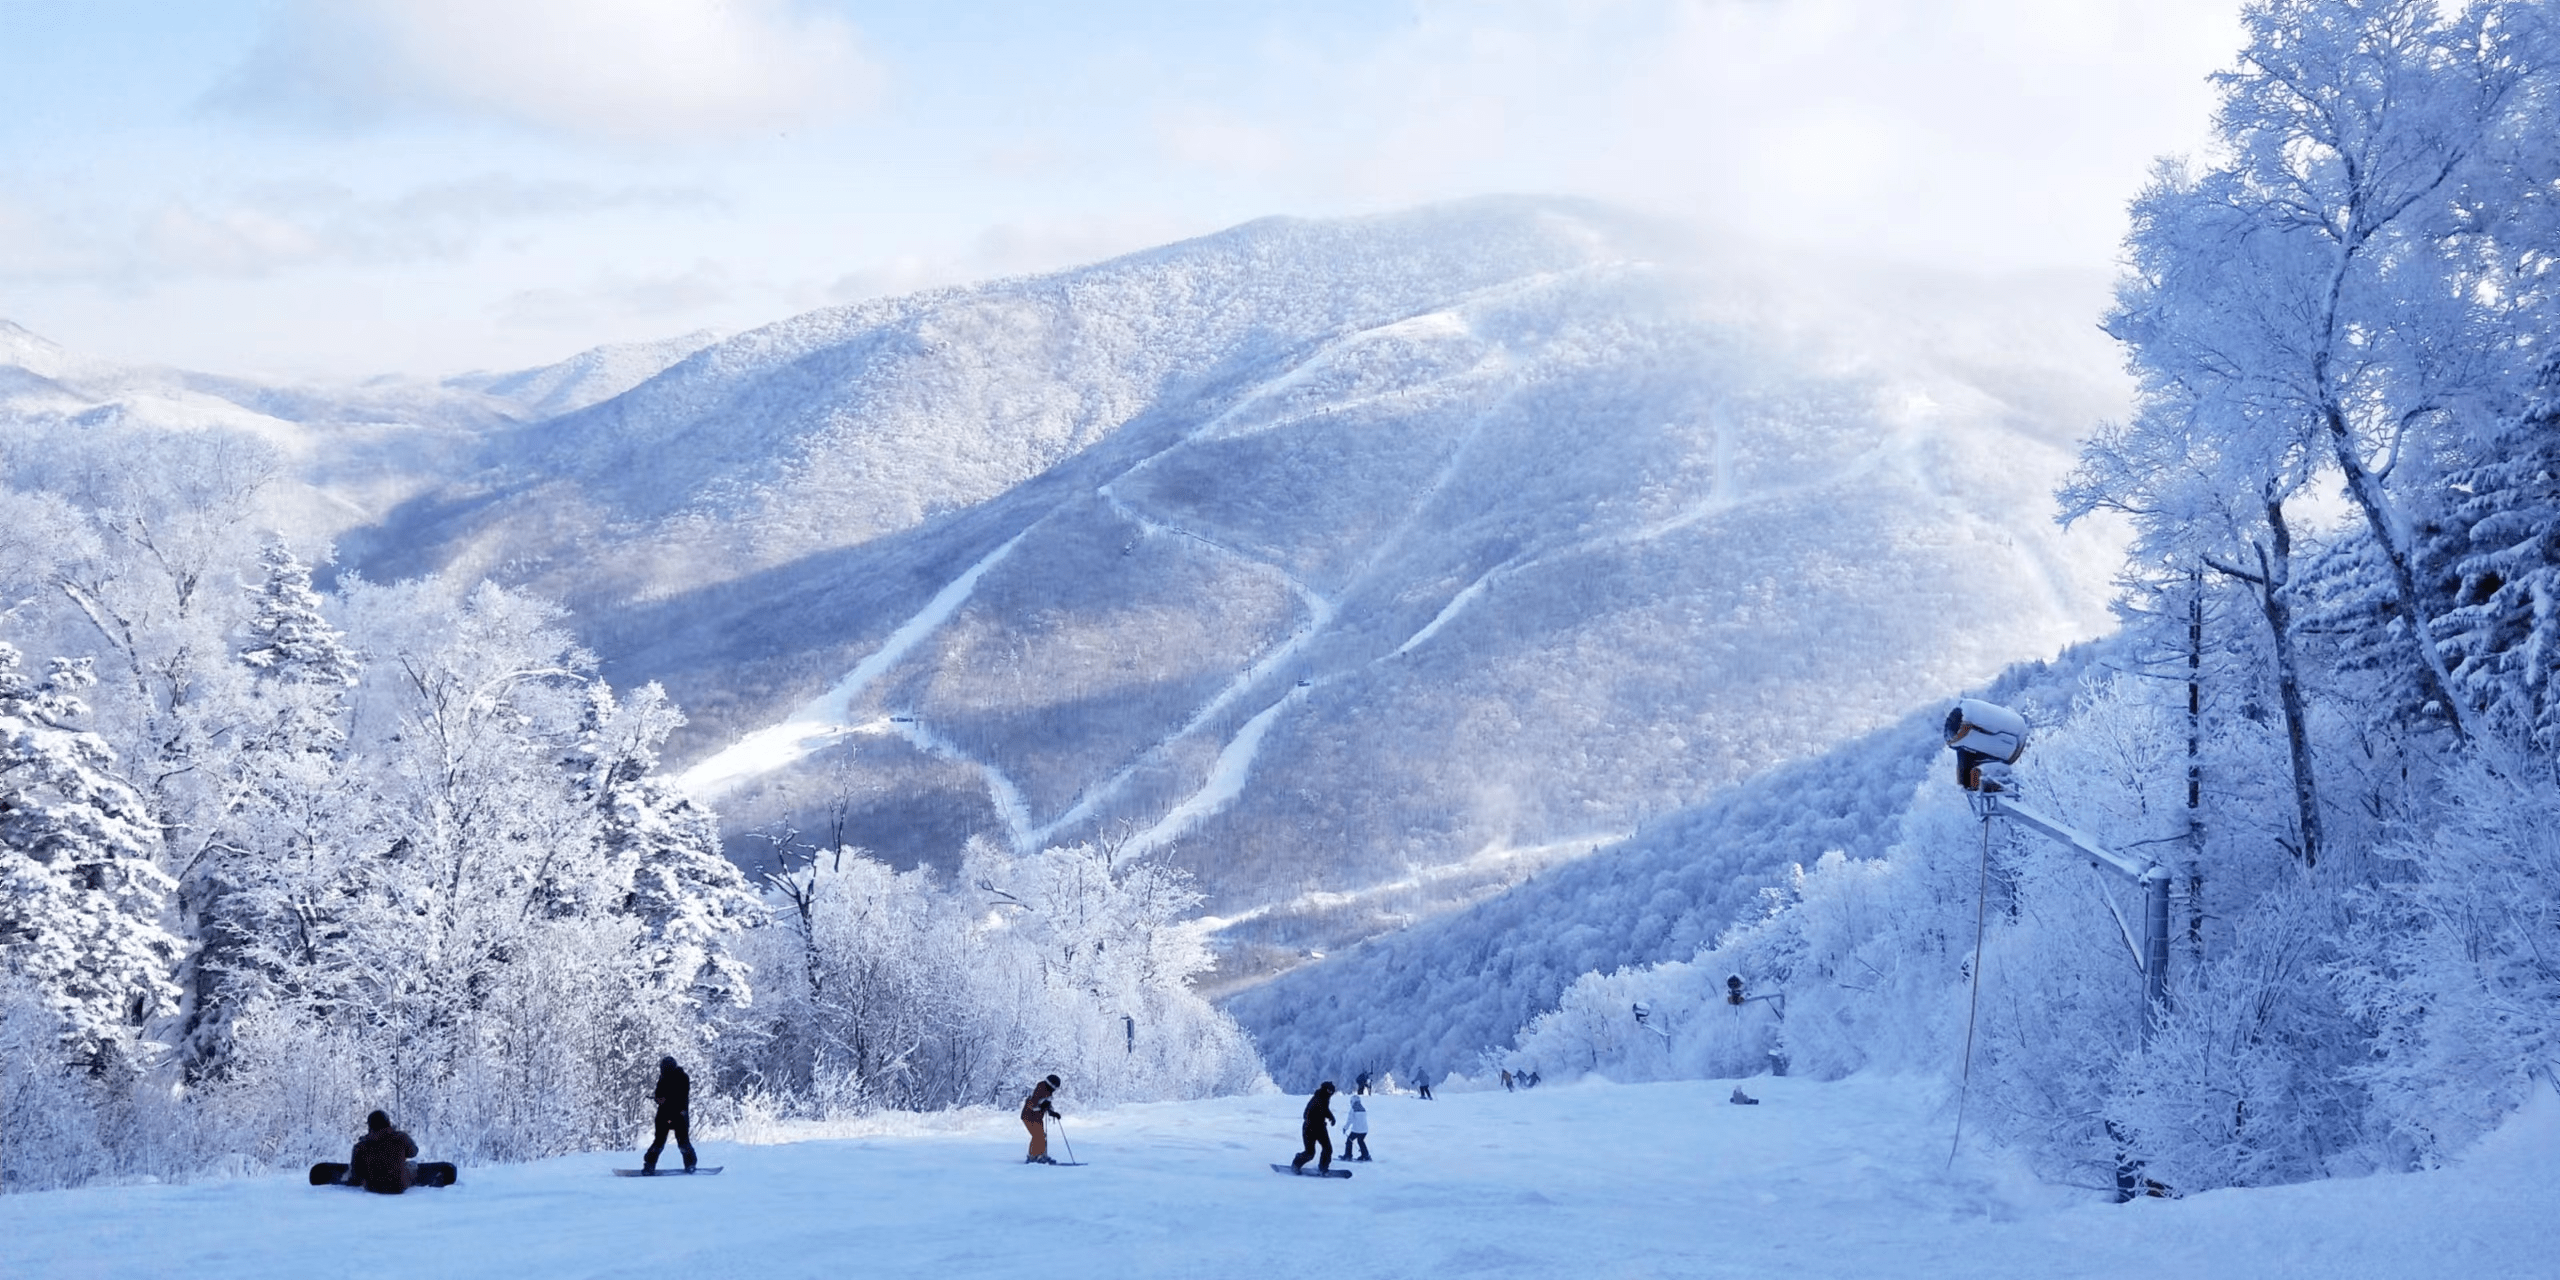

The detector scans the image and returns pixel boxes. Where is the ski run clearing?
[6,1076,2550,1279]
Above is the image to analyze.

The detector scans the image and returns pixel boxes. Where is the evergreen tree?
[2430,357,2560,755]
[238,542,360,695]
[576,682,764,1010]
[0,644,181,1073]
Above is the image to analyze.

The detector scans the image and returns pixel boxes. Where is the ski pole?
[1054,1115,1077,1165]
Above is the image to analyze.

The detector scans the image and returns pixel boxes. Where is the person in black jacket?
[643,1055,697,1173]
[1289,1081,1339,1174]
[348,1110,419,1194]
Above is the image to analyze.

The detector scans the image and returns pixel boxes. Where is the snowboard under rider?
[1022,1074,1063,1164]
[348,1110,420,1194]
[644,1055,697,1174]
[1290,1081,1339,1174]
[1344,1094,1372,1162]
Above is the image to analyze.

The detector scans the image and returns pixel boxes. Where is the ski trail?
[1385,398,1917,659]
[1099,484,1332,624]
[1119,690,1298,858]
[673,530,1031,800]
[1193,830,1629,934]
[1392,552,1529,657]
[1083,378,1523,855]
[886,717,1036,853]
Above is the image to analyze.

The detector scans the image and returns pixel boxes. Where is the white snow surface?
[6,1075,2549,1279]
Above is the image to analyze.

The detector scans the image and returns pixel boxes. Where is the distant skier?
[1355,1071,1371,1095]
[1344,1094,1372,1162]
[348,1110,419,1194]
[1289,1081,1339,1174]
[1415,1072,1432,1101]
[1022,1074,1063,1164]
[643,1055,697,1174]
[1502,1069,1514,1092]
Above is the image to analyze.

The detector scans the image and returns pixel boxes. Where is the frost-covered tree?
[176,543,365,1079]
[574,682,763,1011]
[238,542,360,697]
[2430,358,2560,752]
[2100,0,2559,743]
[0,644,181,1073]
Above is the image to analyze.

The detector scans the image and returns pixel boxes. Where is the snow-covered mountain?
[318,198,2131,984]
[0,319,687,540]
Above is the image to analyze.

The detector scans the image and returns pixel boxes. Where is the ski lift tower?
[1947,700,2172,1033]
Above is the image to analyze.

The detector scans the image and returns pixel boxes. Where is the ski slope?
[5,1076,2549,1279]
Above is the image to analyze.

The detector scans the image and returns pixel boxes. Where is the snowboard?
[308,1161,458,1188]
[1271,1163,1353,1179]
[612,1166,723,1177]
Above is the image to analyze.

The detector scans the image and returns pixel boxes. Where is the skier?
[1344,1093,1372,1161]
[1415,1071,1433,1101]
[1289,1081,1339,1174]
[348,1110,419,1194]
[1021,1074,1063,1164]
[1502,1068,1514,1092]
[643,1055,697,1174]
[1356,1070,1370,1095]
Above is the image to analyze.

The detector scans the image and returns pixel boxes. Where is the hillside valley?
[0,199,2131,992]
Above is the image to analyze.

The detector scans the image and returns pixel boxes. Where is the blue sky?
[0,0,2240,380]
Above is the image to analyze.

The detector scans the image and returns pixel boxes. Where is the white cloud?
[1,177,717,284]
[216,0,879,140]
[1152,0,2242,271]
[495,262,737,331]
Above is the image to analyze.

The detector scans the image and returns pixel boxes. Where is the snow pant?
[645,1109,695,1172]
[1291,1122,1333,1172]
[1025,1115,1049,1162]
[1344,1132,1370,1160]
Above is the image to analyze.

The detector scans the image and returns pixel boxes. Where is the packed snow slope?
[6,1075,2551,1280]
[330,197,2130,976]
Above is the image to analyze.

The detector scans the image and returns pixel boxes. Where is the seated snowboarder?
[1344,1093,1372,1161]
[644,1055,697,1174]
[1289,1081,1339,1174]
[1021,1074,1063,1164]
[348,1110,419,1194]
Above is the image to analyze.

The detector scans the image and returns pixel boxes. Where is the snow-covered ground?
[7,1075,2550,1279]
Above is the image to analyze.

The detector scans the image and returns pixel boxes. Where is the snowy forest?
[6,0,2560,1210]
[1500,0,2560,1197]
[0,442,1261,1189]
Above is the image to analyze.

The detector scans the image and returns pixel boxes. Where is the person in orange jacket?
[1021,1074,1063,1164]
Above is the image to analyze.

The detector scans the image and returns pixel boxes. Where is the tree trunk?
[2255,501,2323,869]
[2323,404,2468,740]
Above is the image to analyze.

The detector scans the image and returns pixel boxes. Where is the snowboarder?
[1344,1094,1372,1161]
[1022,1074,1063,1164]
[1289,1081,1339,1174]
[643,1055,697,1174]
[348,1110,419,1194]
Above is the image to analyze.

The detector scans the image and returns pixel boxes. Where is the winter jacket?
[1301,1086,1336,1130]
[1347,1097,1369,1134]
[1021,1080,1059,1123]
[349,1126,418,1195]
[654,1061,692,1118]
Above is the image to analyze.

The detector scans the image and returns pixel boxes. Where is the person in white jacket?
[1343,1094,1372,1162]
